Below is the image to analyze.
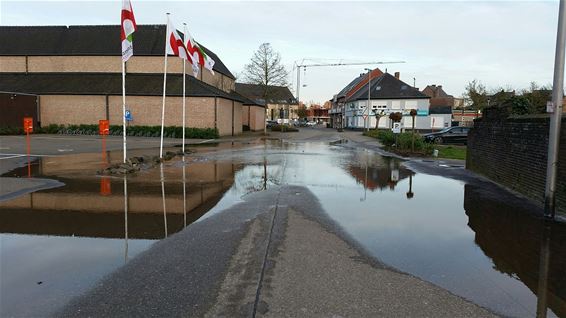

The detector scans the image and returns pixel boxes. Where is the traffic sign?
[392,122,401,134]
[125,110,133,121]
[23,117,33,133]
[362,114,368,120]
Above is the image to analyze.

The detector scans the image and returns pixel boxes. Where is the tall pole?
[296,65,301,106]
[182,23,187,156]
[545,0,566,218]
[122,61,127,163]
[365,68,372,132]
[160,13,170,159]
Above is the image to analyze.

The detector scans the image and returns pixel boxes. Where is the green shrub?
[0,126,24,135]
[377,130,395,147]
[0,124,219,139]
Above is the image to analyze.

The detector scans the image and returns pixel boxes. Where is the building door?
[0,93,39,129]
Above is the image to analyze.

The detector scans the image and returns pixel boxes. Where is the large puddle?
[1,140,564,317]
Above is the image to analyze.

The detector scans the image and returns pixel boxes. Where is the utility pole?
[364,68,372,132]
[544,0,566,219]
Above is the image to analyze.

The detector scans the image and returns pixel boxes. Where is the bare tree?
[242,43,289,101]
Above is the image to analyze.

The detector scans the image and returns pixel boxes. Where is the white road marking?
[0,147,10,150]
[0,153,57,157]
[57,149,74,152]
[198,139,215,144]
[0,155,26,160]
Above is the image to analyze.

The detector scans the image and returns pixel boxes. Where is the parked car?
[306,121,317,127]
[422,126,471,144]
[266,120,278,128]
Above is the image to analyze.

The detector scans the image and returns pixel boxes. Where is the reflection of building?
[464,184,566,317]
[0,25,248,136]
[0,160,239,239]
[235,83,298,122]
[346,156,414,191]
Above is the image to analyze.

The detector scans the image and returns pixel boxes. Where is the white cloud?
[0,0,560,102]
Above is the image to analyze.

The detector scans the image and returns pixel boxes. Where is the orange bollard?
[23,117,33,178]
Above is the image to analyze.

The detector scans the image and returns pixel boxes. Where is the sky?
[0,0,561,104]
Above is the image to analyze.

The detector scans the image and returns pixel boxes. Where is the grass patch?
[435,145,467,160]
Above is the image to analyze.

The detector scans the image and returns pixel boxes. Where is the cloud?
[0,0,559,102]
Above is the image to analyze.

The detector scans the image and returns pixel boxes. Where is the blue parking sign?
[125,110,133,121]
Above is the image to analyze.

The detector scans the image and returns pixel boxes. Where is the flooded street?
[1,137,564,317]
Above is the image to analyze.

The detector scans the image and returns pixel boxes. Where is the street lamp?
[364,68,372,132]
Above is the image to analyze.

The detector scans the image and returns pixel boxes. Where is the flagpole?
[122,61,127,163]
[182,23,187,156]
[160,13,170,159]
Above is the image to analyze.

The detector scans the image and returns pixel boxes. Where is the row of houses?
[0,25,277,136]
[329,69,461,131]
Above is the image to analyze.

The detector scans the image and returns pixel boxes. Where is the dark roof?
[0,73,234,99]
[235,83,297,105]
[337,74,365,98]
[429,105,452,114]
[0,25,234,79]
[347,73,430,101]
[229,90,264,107]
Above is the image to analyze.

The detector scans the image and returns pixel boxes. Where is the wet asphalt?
[1,128,555,317]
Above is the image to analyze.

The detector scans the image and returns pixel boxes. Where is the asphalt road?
[2,129,503,317]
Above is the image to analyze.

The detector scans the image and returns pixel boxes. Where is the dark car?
[422,126,471,144]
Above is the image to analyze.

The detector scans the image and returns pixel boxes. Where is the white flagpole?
[160,13,170,159]
[182,23,187,156]
[122,61,127,163]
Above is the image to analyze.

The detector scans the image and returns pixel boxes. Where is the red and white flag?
[166,19,189,60]
[184,30,215,76]
[120,0,137,62]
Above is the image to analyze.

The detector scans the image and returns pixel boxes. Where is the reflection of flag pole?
[159,13,171,159]
[124,175,129,263]
[183,162,187,227]
[161,163,168,238]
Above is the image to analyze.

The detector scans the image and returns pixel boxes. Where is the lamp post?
[545,0,566,219]
[364,68,372,132]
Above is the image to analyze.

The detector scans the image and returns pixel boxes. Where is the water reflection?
[345,154,414,192]
[123,175,129,263]
[464,184,565,317]
[0,157,242,317]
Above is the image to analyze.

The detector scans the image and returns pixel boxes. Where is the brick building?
[0,25,259,136]
[235,83,298,123]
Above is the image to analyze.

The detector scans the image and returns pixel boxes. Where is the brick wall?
[467,110,566,215]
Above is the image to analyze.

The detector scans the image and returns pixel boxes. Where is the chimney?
[394,72,400,79]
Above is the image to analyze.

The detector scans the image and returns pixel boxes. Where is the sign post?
[23,117,33,178]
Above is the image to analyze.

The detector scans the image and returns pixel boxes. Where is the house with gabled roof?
[235,83,298,122]
[0,25,249,136]
[333,69,454,131]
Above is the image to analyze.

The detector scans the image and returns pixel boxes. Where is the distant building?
[333,70,443,131]
[421,84,454,129]
[234,83,298,123]
[0,25,251,136]
[306,103,330,124]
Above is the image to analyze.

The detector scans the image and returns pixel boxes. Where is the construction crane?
[293,59,406,103]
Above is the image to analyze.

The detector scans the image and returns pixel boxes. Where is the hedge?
[0,124,219,139]
[363,129,432,154]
